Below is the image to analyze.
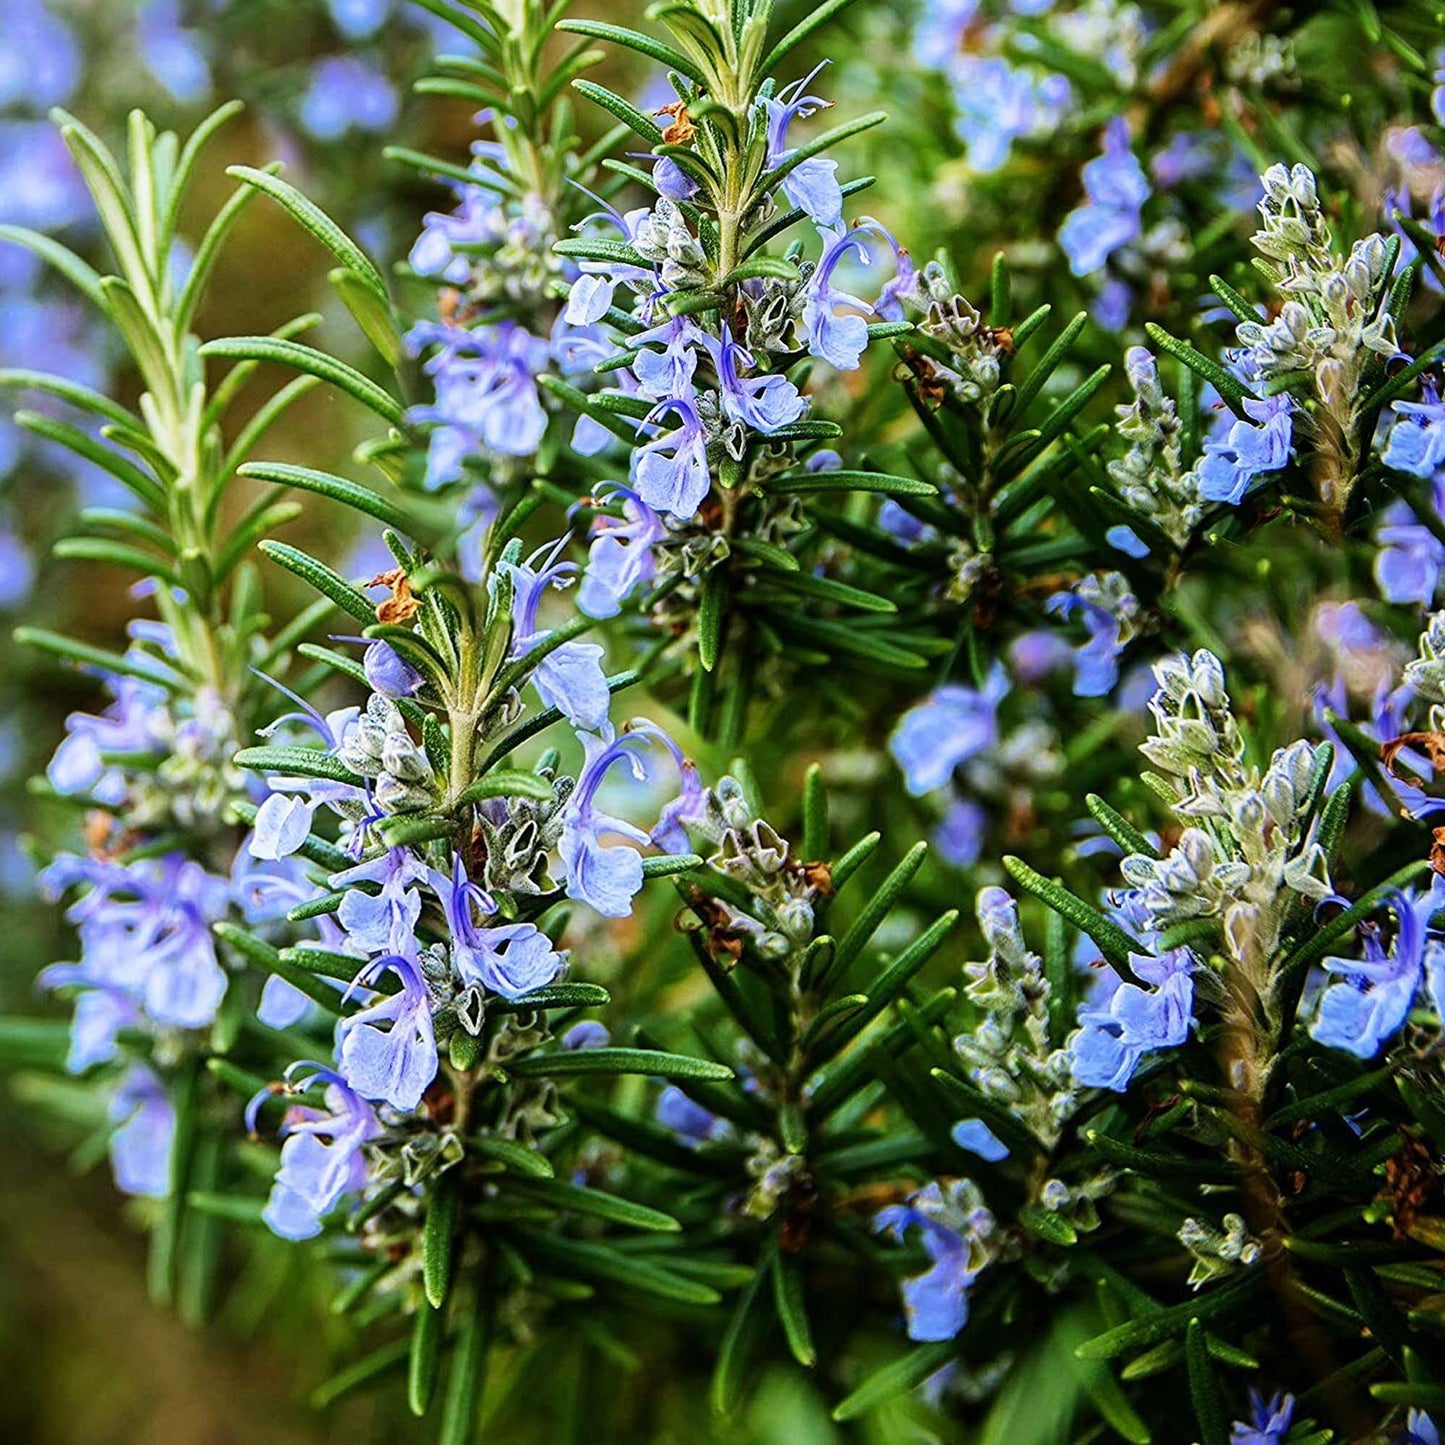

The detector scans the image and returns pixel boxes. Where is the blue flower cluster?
[566,65,915,618]
[246,537,701,1237]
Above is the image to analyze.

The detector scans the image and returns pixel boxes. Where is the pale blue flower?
[1311,882,1445,1059]
[1196,394,1293,505]
[951,1118,1009,1162]
[632,397,711,517]
[108,1066,175,1199]
[1070,947,1195,1090]
[300,57,398,141]
[560,723,699,917]
[257,1064,381,1239]
[578,484,667,619]
[430,854,565,999]
[875,1180,996,1342]
[1058,119,1149,276]
[337,953,437,1110]
[503,536,610,734]
[763,65,844,234]
[890,665,1009,796]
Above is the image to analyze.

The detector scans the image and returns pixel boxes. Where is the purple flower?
[299,57,398,141]
[577,485,667,619]
[327,0,391,41]
[430,854,564,999]
[630,314,706,401]
[1070,947,1196,1090]
[409,176,505,285]
[258,1065,381,1239]
[0,0,81,109]
[503,536,610,734]
[1196,394,1293,505]
[951,56,1071,174]
[1230,1391,1294,1445]
[656,1085,727,1144]
[363,640,425,699]
[652,156,698,202]
[337,953,438,1110]
[40,854,230,1033]
[562,200,659,325]
[1374,482,1445,605]
[764,65,844,234]
[1311,882,1445,1059]
[889,664,1009,796]
[1058,119,1149,276]
[563,1020,610,1049]
[1404,1411,1442,1445]
[875,1181,996,1341]
[560,722,699,917]
[935,797,988,868]
[108,1066,175,1199]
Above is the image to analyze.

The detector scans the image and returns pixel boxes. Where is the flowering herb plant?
[5,1,1445,1442]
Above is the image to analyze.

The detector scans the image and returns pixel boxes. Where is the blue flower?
[1196,394,1293,505]
[330,847,427,956]
[1311,882,1445,1059]
[656,1085,727,1144]
[951,1118,1009,1162]
[1404,1411,1442,1445]
[629,313,706,401]
[632,397,712,517]
[935,797,988,868]
[409,179,506,285]
[716,334,808,433]
[889,664,1009,796]
[562,1021,610,1050]
[1229,1390,1294,1445]
[763,65,844,234]
[0,0,81,109]
[577,485,667,619]
[503,536,610,734]
[803,222,912,371]
[1382,380,1445,479]
[337,954,438,1110]
[1070,947,1195,1091]
[256,1064,381,1240]
[138,0,211,104]
[327,0,391,41]
[1046,572,1140,698]
[1058,119,1149,277]
[875,1180,997,1342]
[1374,484,1445,605]
[431,854,565,999]
[409,320,551,477]
[560,722,699,917]
[951,56,1071,174]
[40,853,230,1034]
[108,1066,175,1199]
[299,57,398,141]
